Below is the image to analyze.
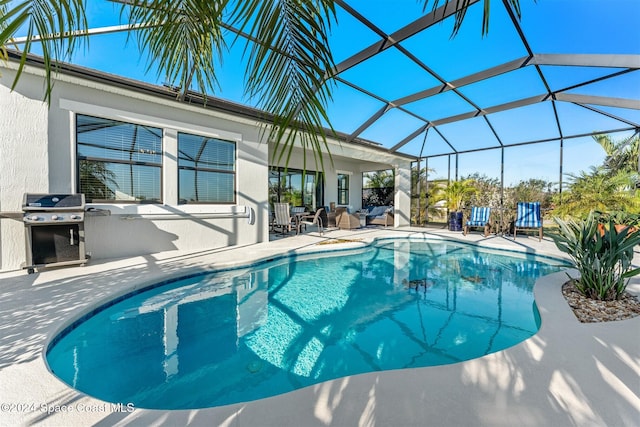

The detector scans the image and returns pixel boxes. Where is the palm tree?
[1,0,517,167]
[79,160,118,201]
[411,165,443,224]
[553,167,639,219]
[550,134,640,221]
[438,178,477,231]
[593,133,640,177]
[440,179,477,212]
[364,170,394,189]
[413,178,447,224]
[363,169,395,206]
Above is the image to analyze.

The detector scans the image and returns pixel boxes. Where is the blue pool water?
[46,239,565,409]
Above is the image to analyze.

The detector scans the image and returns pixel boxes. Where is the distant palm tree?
[1,0,517,167]
[363,170,395,206]
[412,177,447,224]
[439,178,477,212]
[364,170,394,189]
[80,160,118,201]
[553,167,639,218]
[594,134,640,176]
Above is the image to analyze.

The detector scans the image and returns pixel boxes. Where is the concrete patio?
[0,226,638,426]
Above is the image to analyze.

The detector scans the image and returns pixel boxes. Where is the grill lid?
[22,194,85,211]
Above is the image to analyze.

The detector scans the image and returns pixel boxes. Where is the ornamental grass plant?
[551,212,640,301]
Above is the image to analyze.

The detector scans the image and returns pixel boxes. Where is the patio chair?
[273,202,295,235]
[298,208,324,235]
[514,202,543,241]
[366,206,394,227]
[463,206,492,237]
[290,206,308,232]
[335,207,360,230]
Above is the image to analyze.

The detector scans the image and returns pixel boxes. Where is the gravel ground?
[562,280,640,323]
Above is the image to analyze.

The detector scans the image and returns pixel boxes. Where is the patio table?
[292,212,309,234]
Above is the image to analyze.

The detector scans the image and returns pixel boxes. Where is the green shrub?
[550,212,640,301]
[595,210,640,227]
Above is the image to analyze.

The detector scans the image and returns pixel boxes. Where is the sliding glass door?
[269,168,324,210]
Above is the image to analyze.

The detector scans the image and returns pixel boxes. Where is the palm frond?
[593,133,640,175]
[593,134,616,156]
[421,0,524,36]
[227,0,337,170]
[124,0,227,100]
[554,166,640,218]
[0,0,520,171]
[0,0,87,103]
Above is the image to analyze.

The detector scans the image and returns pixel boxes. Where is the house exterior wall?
[0,72,51,272]
[0,62,413,272]
[0,65,269,272]
[271,144,411,214]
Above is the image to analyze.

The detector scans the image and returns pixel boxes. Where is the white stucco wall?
[394,161,412,227]
[0,64,270,271]
[0,72,51,271]
[0,61,414,272]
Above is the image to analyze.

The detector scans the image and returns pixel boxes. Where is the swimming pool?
[46,239,565,409]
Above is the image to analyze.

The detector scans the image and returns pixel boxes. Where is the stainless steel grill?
[22,193,87,273]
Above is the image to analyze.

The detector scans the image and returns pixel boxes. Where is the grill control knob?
[51,215,59,220]
[29,215,39,221]
[70,214,81,220]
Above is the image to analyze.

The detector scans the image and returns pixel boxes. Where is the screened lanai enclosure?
[320,0,640,226]
[6,0,640,228]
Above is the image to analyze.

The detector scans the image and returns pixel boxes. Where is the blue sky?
[11,0,640,186]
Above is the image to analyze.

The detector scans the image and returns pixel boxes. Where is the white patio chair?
[298,208,324,235]
[273,202,295,235]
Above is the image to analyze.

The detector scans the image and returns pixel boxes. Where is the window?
[337,173,349,205]
[77,114,162,202]
[178,133,236,203]
[269,168,324,210]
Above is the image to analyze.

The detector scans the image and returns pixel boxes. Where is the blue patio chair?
[463,206,492,237]
[514,202,543,241]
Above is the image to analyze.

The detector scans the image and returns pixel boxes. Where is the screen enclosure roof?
[9,0,640,161]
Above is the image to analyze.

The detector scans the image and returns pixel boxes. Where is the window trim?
[65,100,244,207]
[76,113,164,204]
[61,98,242,143]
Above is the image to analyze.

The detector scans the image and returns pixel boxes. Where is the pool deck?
[0,226,638,426]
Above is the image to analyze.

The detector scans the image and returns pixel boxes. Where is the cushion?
[368,206,388,217]
[515,202,541,228]
[466,207,490,227]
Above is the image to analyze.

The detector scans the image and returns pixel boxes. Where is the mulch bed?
[562,280,640,323]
